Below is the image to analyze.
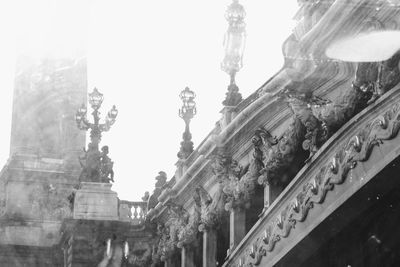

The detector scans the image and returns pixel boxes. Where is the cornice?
[224,84,400,267]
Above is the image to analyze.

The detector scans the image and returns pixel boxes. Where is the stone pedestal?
[73,182,118,220]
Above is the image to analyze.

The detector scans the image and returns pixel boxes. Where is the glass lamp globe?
[89,88,104,109]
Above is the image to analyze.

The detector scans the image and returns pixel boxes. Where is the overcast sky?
[0,0,298,200]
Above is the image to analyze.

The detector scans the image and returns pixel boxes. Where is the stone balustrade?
[118,200,147,224]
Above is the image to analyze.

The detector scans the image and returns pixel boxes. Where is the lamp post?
[221,0,246,107]
[177,87,197,160]
[75,88,118,183]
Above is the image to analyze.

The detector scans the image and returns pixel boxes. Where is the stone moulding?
[225,86,400,267]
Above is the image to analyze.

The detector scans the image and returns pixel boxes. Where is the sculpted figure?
[100,146,115,183]
[78,144,115,183]
[79,143,101,182]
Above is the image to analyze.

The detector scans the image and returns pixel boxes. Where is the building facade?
[1,0,400,266]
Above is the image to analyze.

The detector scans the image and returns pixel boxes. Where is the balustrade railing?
[118,200,147,224]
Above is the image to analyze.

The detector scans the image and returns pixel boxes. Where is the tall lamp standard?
[177,87,197,160]
[75,88,118,183]
[221,0,247,107]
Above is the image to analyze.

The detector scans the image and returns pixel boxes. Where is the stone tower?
[0,57,87,266]
[10,57,87,162]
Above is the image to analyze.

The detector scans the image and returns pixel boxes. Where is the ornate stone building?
[140,0,400,266]
[2,0,400,266]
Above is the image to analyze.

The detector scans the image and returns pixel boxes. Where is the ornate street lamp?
[75,88,118,183]
[76,88,118,149]
[221,0,246,106]
[177,87,197,160]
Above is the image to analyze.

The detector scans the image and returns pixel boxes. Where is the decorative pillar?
[229,208,246,250]
[203,229,217,267]
[181,246,195,267]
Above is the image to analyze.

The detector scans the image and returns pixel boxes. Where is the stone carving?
[195,186,219,232]
[127,241,152,267]
[211,151,250,210]
[252,128,278,170]
[235,102,400,267]
[161,204,185,261]
[352,52,400,104]
[151,224,169,265]
[147,172,168,210]
[79,144,115,183]
[142,191,150,202]
[152,199,201,263]
[79,143,100,182]
[257,118,305,187]
[177,195,201,249]
[279,87,329,162]
[319,52,400,133]
[210,128,286,211]
[273,51,400,167]
[99,146,114,183]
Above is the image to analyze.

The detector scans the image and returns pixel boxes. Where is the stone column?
[203,229,217,267]
[264,184,272,211]
[229,208,246,251]
[164,259,173,267]
[181,246,195,267]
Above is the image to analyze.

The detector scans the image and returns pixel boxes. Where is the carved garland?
[151,200,201,263]
[233,102,400,267]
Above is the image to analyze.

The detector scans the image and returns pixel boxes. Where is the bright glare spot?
[326,31,400,62]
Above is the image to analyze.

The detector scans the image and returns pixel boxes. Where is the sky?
[0,0,298,201]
